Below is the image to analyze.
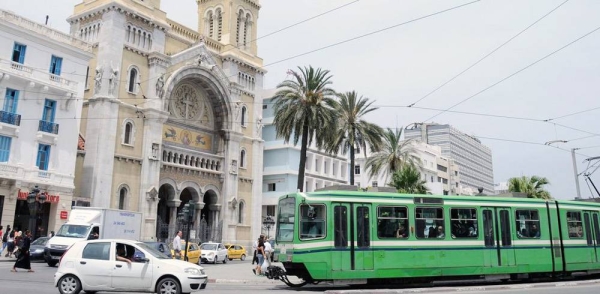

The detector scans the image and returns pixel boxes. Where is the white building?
[0,9,92,238]
[405,123,494,195]
[261,90,349,233]
[354,140,464,195]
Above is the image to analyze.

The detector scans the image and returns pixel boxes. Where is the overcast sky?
[3,0,600,200]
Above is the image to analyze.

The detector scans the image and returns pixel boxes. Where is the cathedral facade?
[70,0,265,245]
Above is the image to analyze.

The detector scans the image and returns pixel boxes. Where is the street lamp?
[262,215,276,239]
[26,185,46,238]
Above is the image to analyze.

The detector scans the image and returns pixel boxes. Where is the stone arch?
[156,181,177,241]
[162,65,232,131]
[178,181,203,203]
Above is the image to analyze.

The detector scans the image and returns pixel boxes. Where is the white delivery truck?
[44,207,142,266]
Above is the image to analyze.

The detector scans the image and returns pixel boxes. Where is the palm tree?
[326,91,383,185]
[364,127,420,183]
[508,176,552,199]
[388,165,429,194]
[273,66,338,191]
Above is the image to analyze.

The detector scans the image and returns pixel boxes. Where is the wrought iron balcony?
[38,120,59,134]
[0,111,21,126]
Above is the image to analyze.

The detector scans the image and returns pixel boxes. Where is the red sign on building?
[17,189,60,203]
[60,211,68,219]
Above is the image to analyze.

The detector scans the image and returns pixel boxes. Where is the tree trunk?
[349,144,355,186]
[297,119,310,192]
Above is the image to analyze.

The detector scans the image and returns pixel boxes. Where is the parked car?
[224,244,246,261]
[30,237,50,261]
[54,239,207,294]
[143,241,172,258]
[200,242,228,264]
[170,240,201,264]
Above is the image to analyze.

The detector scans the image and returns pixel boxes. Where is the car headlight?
[184,268,201,275]
[208,252,214,256]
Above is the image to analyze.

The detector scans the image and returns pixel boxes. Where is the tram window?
[276,197,296,242]
[334,205,348,247]
[515,210,541,239]
[415,207,445,239]
[357,206,370,248]
[482,210,495,247]
[377,206,409,239]
[450,208,478,238]
[299,204,326,240]
[567,211,583,238]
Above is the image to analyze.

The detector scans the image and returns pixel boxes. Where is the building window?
[372,181,378,187]
[238,201,244,224]
[49,55,63,76]
[207,11,214,38]
[42,99,56,123]
[267,205,276,217]
[3,89,19,113]
[127,67,138,93]
[36,144,51,170]
[236,10,243,46]
[243,13,251,47]
[0,136,12,162]
[262,104,267,109]
[240,106,247,127]
[354,165,360,175]
[240,149,246,168]
[12,43,26,64]
[216,8,223,41]
[118,187,127,210]
[323,162,327,174]
[124,122,133,145]
[84,66,90,90]
[430,176,434,182]
[268,183,276,192]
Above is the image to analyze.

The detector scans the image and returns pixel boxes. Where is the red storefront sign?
[60,211,68,219]
[17,189,60,203]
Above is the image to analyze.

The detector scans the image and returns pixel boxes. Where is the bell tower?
[196,0,260,56]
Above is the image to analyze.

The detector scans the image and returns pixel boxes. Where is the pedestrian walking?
[2,225,11,256]
[11,230,33,272]
[172,230,182,259]
[253,235,265,276]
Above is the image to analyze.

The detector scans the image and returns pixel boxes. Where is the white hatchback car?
[200,242,228,264]
[54,239,208,294]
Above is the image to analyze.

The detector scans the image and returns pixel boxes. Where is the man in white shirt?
[263,240,272,267]
[173,231,182,258]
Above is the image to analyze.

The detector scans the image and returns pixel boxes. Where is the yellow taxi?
[225,244,247,261]
[170,240,201,264]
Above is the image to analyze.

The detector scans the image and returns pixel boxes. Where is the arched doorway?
[156,184,175,241]
[201,190,218,227]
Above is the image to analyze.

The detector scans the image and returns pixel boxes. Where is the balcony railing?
[39,120,59,134]
[0,111,21,126]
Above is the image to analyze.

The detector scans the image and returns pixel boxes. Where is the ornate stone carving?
[172,84,199,119]
[256,115,263,137]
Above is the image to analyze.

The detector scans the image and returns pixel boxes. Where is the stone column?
[218,130,241,244]
[168,199,181,239]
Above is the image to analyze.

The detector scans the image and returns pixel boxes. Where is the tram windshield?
[277,197,296,242]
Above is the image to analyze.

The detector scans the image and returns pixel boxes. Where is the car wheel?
[223,256,227,264]
[48,260,58,267]
[240,254,246,261]
[213,256,218,264]
[157,277,181,294]
[58,275,82,294]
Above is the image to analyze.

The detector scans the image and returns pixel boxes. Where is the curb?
[324,279,600,294]
[208,278,283,285]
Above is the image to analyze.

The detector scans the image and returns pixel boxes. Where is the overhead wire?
[422,24,600,123]
[407,0,570,107]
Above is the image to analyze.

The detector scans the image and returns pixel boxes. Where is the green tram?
[266,190,600,287]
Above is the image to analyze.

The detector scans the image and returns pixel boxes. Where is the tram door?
[331,203,374,272]
[482,207,516,267]
[583,211,600,262]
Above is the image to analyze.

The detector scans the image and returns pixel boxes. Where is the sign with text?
[17,189,60,203]
[60,211,68,219]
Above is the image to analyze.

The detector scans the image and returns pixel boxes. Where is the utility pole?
[572,148,582,199]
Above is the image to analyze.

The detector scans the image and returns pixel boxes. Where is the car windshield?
[31,237,49,246]
[201,243,217,250]
[135,242,168,259]
[55,224,90,238]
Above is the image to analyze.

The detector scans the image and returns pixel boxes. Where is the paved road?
[1,257,598,294]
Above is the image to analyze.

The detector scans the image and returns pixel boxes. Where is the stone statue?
[94,65,103,94]
[196,53,209,66]
[256,116,263,137]
[109,67,119,96]
[155,74,165,98]
[234,101,242,120]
